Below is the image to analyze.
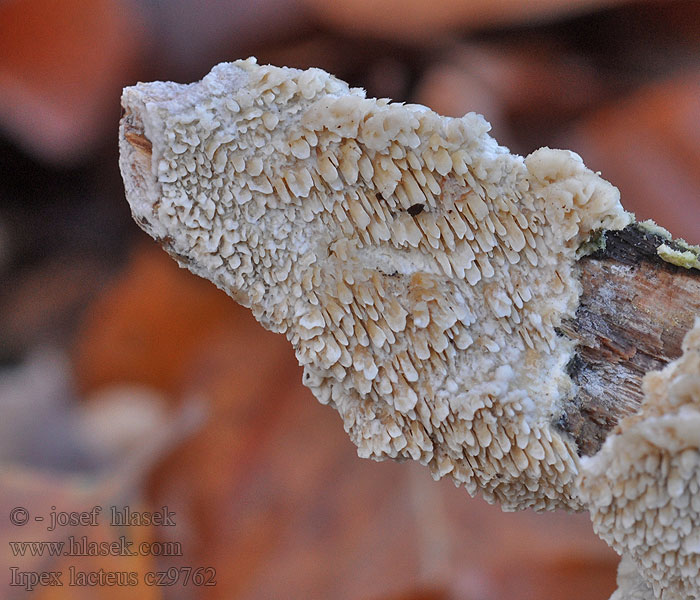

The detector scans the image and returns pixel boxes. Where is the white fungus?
[578,318,700,599]
[119,58,631,512]
[609,555,655,600]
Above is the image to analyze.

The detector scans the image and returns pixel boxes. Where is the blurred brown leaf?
[73,244,254,397]
[564,71,700,243]
[0,0,143,163]
[302,0,632,40]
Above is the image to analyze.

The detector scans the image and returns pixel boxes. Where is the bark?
[558,223,700,456]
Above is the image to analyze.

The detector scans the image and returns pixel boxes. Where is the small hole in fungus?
[407,203,424,217]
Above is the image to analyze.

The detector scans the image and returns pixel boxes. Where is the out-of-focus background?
[1,1,699,598]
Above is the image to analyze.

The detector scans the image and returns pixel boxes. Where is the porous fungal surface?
[119,58,630,511]
[578,318,700,599]
[610,555,654,600]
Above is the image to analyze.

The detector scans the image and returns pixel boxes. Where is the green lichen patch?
[576,228,608,259]
[657,243,700,270]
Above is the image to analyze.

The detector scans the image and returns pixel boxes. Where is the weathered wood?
[558,223,700,456]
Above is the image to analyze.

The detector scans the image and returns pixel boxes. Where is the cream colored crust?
[119,58,630,511]
[579,319,700,599]
[610,555,655,600]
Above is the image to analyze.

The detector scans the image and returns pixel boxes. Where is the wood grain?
[558,224,700,456]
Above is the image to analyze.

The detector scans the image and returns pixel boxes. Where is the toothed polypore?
[119,58,631,511]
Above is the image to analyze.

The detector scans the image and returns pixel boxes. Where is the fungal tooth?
[518,286,533,303]
[323,337,342,367]
[404,171,427,206]
[385,298,408,332]
[465,263,482,286]
[503,246,520,265]
[390,142,405,159]
[289,168,313,198]
[413,168,427,187]
[358,154,374,182]
[434,148,452,176]
[423,232,441,251]
[365,304,379,322]
[374,155,402,196]
[421,218,441,240]
[412,303,430,329]
[514,211,529,229]
[490,213,508,236]
[339,140,361,184]
[299,307,325,329]
[423,169,441,195]
[476,255,495,279]
[273,177,292,203]
[368,218,391,242]
[397,352,419,382]
[524,247,539,267]
[465,192,489,222]
[448,251,469,279]
[304,129,318,147]
[406,150,422,170]
[395,381,418,413]
[318,152,339,184]
[451,150,469,175]
[348,196,371,228]
[120,58,631,515]
[366,320,387,348]
[333,203,347,225]
[445,210,468,240]
[404,218,423,247]
[390,219,407,247]
[232,155,246,173]
[357,282,374,306]
[394,183,410,208]
[353,320,369,346]
[336,280,353,305]
[520,327,534,349]
[324,300,344,326]
[413,335,431,360]
[291,137,311,159]
[437,218,455,250]
[435,252,453,276]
